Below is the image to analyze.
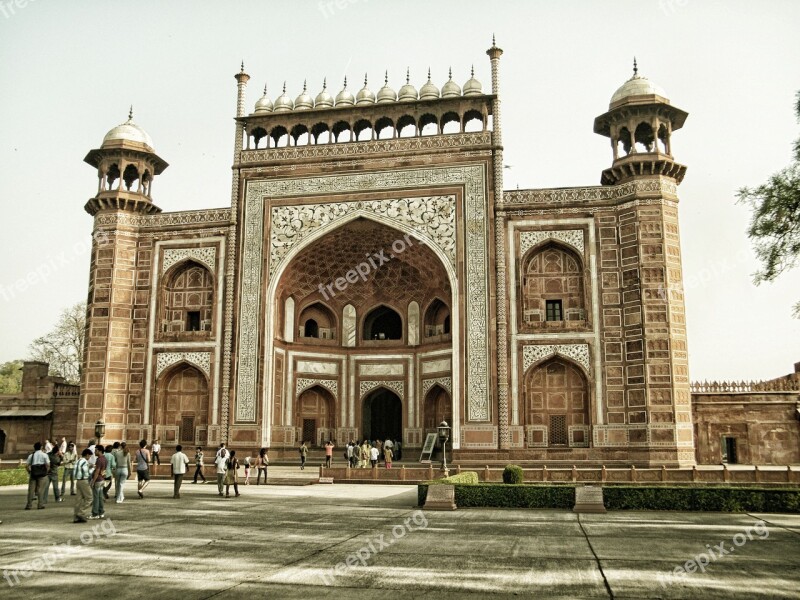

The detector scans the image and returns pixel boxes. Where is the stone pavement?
[0,472,798,599]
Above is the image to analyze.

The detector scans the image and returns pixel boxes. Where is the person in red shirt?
[324,441,334,468]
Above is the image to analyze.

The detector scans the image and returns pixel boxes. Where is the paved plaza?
[0,470,798,599]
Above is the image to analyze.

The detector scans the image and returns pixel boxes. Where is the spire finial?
[263,84,267,95]
[406,68,410,84]
[128,105,133,121]
[384,70,388,85]
[323,77,327,90]
[492,33,496,46]
[303,79,307,92]
[240,61,245,73]
[471,64,475,77]
[282,81,286,93]
[364,73,368,87]
[427,67,431,80]
[343,76,348,89]
[633,56,638,76]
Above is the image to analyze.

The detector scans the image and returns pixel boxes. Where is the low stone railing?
[690,379,800,393]
[320,464,800,486]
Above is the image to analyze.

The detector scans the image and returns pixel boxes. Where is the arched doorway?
[362,388,402,442]
[296,385,335,447]
[157,364,210,444]
[524,357,590,447]
[423,385,451,433]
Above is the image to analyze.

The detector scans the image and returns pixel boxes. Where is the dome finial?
[492,33,496,47]
[303,79,307,92]
[384,70,388,85]
[128,105,133,121]
[406,68,410,84]
[364,73,368,87]
[263,84,267,95]
[471,64,475,77]
[343,76,348,89]
[240,61,245,73]
[282,81,286,93]
[633,56,638,76]
[427,67,431,80]
[448,67,453,80]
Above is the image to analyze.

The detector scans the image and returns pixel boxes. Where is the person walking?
[151,439,162,466]
[256,447,269,485]
[324,440,334,468]
[43,445,63,503]
[243,455,251,485]
[24,442,50,510]
[103,444,117,500]
[299,441,308,470]
[170,445,190,499]
[61,442,77,497]
[193,447,206,483]
[135,440,151,499]
[114,442,131,503]
[224,450,240,497]
[384,446,393,469]
[214,449,227,496]
[89,446,107,519]
[360,440,370,468]
[369,444,379,469]
[72,448,93,523]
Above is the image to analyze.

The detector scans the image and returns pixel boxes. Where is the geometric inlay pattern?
[156,352,211,379]
[522,344,591,374]
[421,376,452,397]
[519,229,584,257]
[359,379,405,400]
[270,196,456,275]
[162,246,217,274]
[237,165,489,423]
[296,377,338,398]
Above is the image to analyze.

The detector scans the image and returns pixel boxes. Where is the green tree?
[28,302,86,384]
[0,360,23,394]
[737,91,800,317]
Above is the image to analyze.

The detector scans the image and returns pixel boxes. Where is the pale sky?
[0,0,798,381]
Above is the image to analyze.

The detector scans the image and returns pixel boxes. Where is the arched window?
[521,243,586,329]
[298,302,336,340]
[634,122,655,153]
[363,305,403,340]
[424,299,450,338]
[161,261,214,337]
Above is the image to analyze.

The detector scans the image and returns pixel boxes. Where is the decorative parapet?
[501,179,677,207]
[690,379,800,393]
[94,209,232,229]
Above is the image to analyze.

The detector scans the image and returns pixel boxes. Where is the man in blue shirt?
[25,442,50,510]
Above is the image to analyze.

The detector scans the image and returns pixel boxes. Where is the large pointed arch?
[261,211,461,448]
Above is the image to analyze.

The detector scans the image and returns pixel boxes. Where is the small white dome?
[294,80,314,110]
[610,61,668,104]
[315,78,334,109]
[463,66,482,96]
[273,82,294,112]
[356,74,375,105]
[102,109,154,148]
[441,68,461,98]
[336,77,355,106]
[376,72,397,104]
[419,69,439,101]
[254,85,274,113]
[398,68,418,102]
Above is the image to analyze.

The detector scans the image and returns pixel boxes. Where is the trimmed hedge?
[0,468,31,486]
[431,471,479,485]
[503,464,524,484]
[417,483,800,512]
[603,486,800,513]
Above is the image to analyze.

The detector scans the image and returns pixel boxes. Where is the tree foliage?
[28,302,86,384]
[737,91,800,317]
[0,360,24,394]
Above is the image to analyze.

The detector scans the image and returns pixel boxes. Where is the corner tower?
[593,61,694,465]
[79,112,168,442]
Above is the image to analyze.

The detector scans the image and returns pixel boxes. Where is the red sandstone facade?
[67,45,798,467]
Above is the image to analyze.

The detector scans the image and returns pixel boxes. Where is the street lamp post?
[437,420,450,477]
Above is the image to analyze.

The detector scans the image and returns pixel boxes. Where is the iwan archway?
[268,213,456,448]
